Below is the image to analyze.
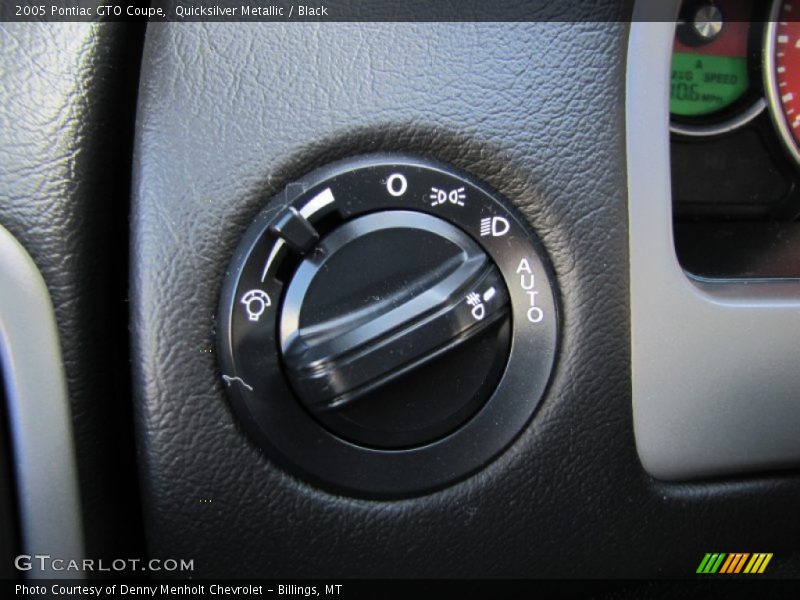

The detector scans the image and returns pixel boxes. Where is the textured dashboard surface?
[0,23,143,559]
[131,15,800,577]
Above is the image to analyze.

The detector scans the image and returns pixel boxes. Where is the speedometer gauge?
[765,1,800,165]
[671,0,765,136]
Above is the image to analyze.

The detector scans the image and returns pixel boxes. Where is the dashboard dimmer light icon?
[241,289,271,322]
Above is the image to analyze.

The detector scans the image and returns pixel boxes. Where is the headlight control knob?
[279,210,510,448]
[217,154,558,496]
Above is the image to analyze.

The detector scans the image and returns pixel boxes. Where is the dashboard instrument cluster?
[670,0,800,278]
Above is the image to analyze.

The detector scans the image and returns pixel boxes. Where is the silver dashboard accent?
[0,224,84,578]
[628,2,800,480]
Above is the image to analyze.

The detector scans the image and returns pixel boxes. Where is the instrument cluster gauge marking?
[765,0,800,166]
[670,0,766,137]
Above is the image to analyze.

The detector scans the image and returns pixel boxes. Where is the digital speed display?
[671,0,753,118]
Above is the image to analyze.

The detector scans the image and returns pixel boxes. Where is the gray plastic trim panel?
[0,224,84,577]
[628,1,800,481]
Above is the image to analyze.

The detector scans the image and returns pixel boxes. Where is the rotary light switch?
[279,210,510,448]
[217,155,558,496]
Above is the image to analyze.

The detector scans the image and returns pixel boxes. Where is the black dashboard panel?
[131,14,800,578]
[0,0,796,588]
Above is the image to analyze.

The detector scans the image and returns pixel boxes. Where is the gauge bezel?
[670,98,765,136]
[763,0,800,167]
